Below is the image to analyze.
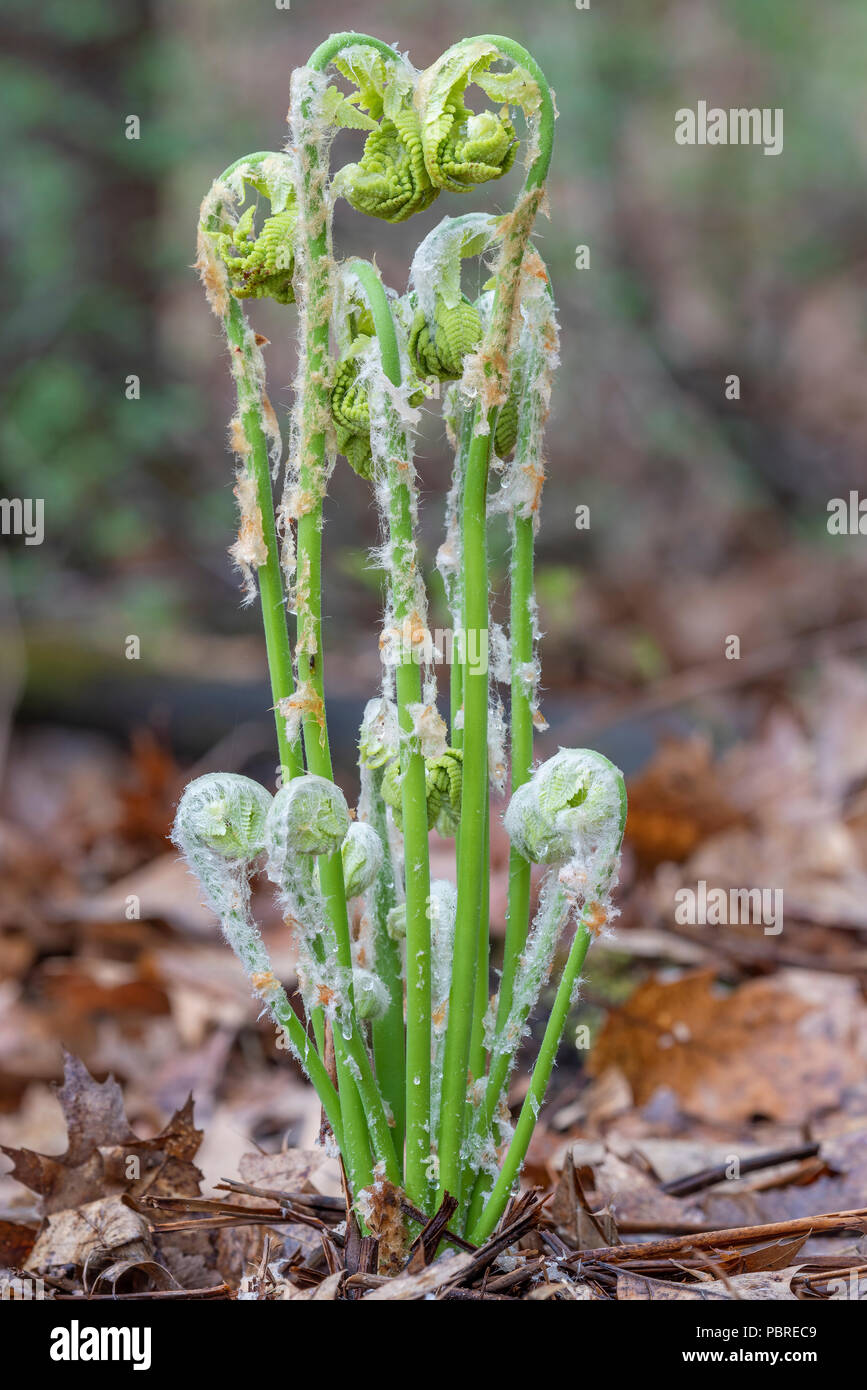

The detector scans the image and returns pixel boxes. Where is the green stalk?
[392,545,433,1209]
[229,299,304,783]
[466,514,532,1220]
[268,981,344,1152]
[496,519,535,1029]
[466,274,559,1224]
[347,257,433,1209]
[435,38,555,1207]
[469,797,491,1083]
[367,763,406,1164]
[468,923,592,1244]
[436,420,491,1207]
[450,658,464,753]
[443,404,472,751]
[287,41,411,1194]
[199,160,304,783]
[464,875,572,1231]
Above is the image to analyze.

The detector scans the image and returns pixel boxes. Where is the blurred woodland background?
[2,0,867,1297]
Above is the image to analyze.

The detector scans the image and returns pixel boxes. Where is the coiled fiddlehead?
[466,749,626,1240]
[341,820,385,899]
[493,390,519,457]
[209,156,298,305]
[331,286,423,481]
[265,773,351,865]
[218,201,298,305]
[330,45,437,223]
[381,747,463,837]
[416,40,529,191]
[175,771,272,867]
[358,695,401,770]
[408,295,482,381]
[504,747,624,870]
[331,347,375,480]
[171,773,344,1145]
[403,213,499,387]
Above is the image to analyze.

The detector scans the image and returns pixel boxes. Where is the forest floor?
[2,660,867,1300]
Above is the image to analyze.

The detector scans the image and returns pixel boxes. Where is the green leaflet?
[330,46,438,222]
[408,294,482,381]
[382,747,463,837]
[416,40,541,192]
[212,157,299,306]
[493,391,519,456]
[331,343,375,481]
[320,83,379,132]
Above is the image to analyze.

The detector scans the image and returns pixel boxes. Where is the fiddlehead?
[342,820,389,1021]
[330,347,375,481]
[403,213,499,386]
[358,693,401,769]
[504,747,625,872]
[216,192,298,305]
[381,747,464,838]
[196,153,302,779]
[341,820,385,900]
[172,774,343,1142]
[197,153,299,312]
[466,750,627,1238]
[415,41,525,192]
[175,771,272,867]
[265,773,350,863]
[330,45,437,223]
[493,391,519,458]
[408,295,482,381]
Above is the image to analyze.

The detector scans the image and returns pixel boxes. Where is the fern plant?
[178,30,627,1249]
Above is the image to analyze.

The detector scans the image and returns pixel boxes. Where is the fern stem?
[468,924,592,1244]
[435,37,555,1208]
[347,256,433,1208]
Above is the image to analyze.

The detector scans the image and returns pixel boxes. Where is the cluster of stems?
[181,30,626,1248]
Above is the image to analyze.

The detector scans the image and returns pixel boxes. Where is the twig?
[661,1142,821,1197]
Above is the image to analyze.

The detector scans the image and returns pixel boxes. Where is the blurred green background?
[2,0,866,778]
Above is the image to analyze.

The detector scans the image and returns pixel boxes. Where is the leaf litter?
[2,668,867,1298]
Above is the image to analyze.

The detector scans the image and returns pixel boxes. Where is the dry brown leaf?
[2,1054,203,1214]
[26,1195,154,1284]
[616,1269,798,1300]
[237,1148,339,1197]
[589,1148,705,1230]
[590,969,867,1125]
[626,736,743,867]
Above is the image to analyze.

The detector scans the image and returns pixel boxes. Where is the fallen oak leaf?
[589,969,867,1126]
[25,1194,170,1291]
